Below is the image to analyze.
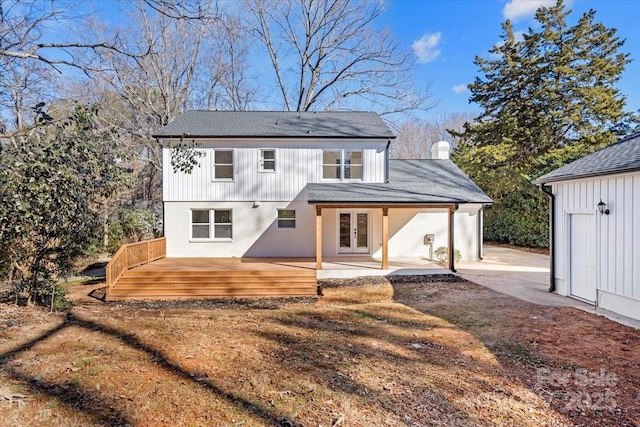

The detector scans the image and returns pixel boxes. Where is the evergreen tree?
[0,104,126,306]
[452,0,632,247]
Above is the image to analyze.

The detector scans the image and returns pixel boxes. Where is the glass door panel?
[356,213,368,249]
[338,211,369,254]
[339,213,352,250]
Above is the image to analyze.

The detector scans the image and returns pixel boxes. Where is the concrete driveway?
[457,245,640,329]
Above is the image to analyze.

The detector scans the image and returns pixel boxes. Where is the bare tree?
[0,0,203,136]
[141,0,209,20]
[81,7,203,204]
[0,0,207,67]
[194,15,256,111]
[246,0,434,115]
[84,2,254,204]
[0,60,54,134]
[0,0,148,74]
[391,112,476,159]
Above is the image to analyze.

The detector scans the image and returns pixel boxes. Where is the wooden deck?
[107,258,318,301]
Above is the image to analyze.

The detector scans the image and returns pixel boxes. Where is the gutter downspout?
[540,184,555,292]
[477,206,484,261]
[156,137,166,237]
[385,139,391,183]
[449,204,459,273]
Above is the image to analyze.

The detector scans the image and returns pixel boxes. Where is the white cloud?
[503,0,557,22]
[412,32,442,63]
[453,84,469,94]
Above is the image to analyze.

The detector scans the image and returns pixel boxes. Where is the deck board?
[107,257,318,301]
[129,257,317,271]
[107,256,444,301]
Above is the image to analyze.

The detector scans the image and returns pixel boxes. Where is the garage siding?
[551,171,640,319]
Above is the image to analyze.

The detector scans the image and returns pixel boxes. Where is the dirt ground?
[0,277,638,426]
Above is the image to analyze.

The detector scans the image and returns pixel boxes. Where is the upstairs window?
[322,150,363,180]
[277,209,296,229]
[191,209,233,239]
[322,151,341,179]
[344,150,363,179]
[259,149,276,172]
[213,150,233,180]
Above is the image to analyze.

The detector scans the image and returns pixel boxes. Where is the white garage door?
[569,213,596,302]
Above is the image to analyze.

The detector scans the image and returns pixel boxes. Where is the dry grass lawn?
[0,278,639,426]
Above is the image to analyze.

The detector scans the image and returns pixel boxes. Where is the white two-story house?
[153,111,491,271]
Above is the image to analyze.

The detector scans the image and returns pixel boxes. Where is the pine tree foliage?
[452,0,633,247]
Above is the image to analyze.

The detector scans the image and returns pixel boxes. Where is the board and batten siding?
[162,138,388,202]
[552,170,640,320]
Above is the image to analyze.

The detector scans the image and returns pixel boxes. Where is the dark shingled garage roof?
[535,133,640,184]
[153,111,395,139]
[307,159,492,205]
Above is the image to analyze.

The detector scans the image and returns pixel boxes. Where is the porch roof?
[307,159,492,205]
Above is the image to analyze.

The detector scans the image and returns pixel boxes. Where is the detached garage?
[535,133,640,321]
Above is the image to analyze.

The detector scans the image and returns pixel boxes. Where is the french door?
[338,210,369,254]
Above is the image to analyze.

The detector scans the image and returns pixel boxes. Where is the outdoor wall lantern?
[597,200,610,215]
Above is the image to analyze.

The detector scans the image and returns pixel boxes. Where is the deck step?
[123,270,315,278]
[116,276,315,285]
[107,286,318,301]
[115,281,317,289]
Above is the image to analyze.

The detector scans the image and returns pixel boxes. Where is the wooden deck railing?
[106,237,166,296]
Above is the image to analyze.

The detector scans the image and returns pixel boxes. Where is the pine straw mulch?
[0,276,638,426]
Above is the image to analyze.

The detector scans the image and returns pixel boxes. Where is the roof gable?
[535,133,640,184]
[153,111,395,139]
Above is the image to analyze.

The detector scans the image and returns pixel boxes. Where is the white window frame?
[191,209,211,239]
[277,209,296,229]
[322,149,363,181]
[213,149,234,181]
[190,209,233,241]
[259,149,277,173]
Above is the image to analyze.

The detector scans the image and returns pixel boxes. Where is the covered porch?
[307,158,493,274]
[313,204,459,272]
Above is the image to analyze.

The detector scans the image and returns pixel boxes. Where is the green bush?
[107,207,156,254]
[434,246,462,264]
[106,220,125,254]
[9,280,70,310]
[484,184,549,248]
[49,283,71,310]
[121,208,155,242]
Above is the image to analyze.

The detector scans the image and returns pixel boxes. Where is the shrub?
[434,246,462,264]
[9,280,70,310]
[484,185,549,248]
[107,207,156,254]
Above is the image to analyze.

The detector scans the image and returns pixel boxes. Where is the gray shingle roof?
[153,111,395,139]
[307,159,492,204]
[534,133,640,184]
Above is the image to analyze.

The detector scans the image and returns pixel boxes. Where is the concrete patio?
[457,245,640,329]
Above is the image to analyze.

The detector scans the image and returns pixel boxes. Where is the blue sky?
[86,0,639,120]
[382,0,640,118]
